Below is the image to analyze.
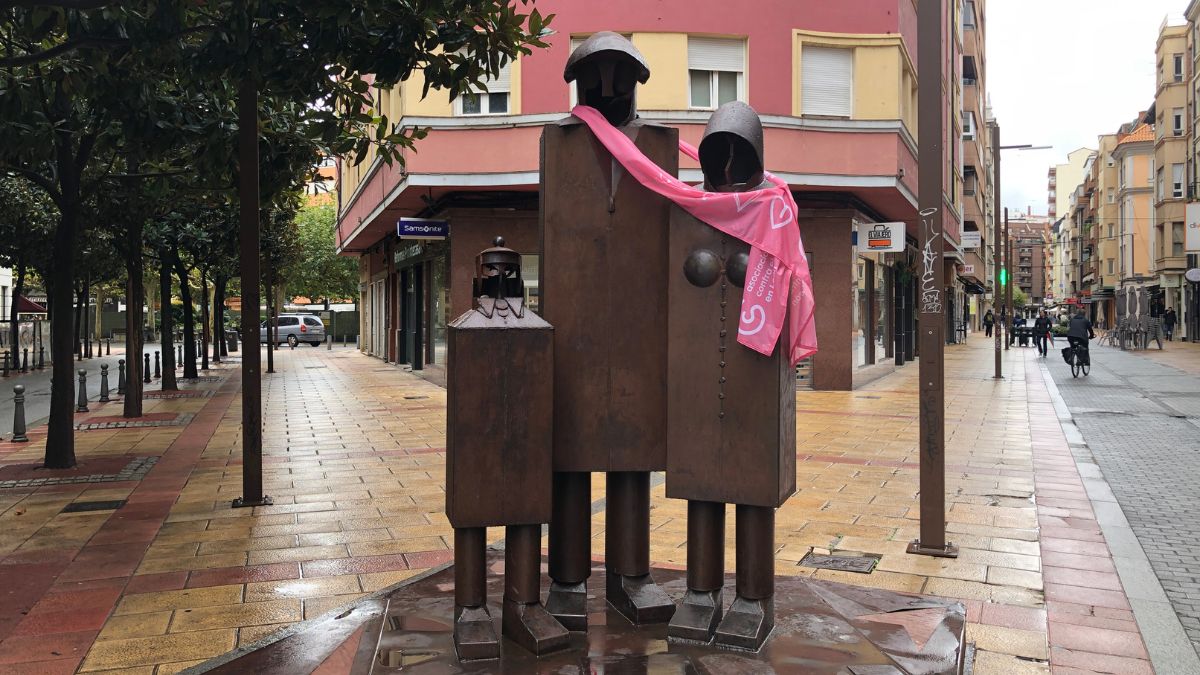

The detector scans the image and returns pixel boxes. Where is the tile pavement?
[0,339,1170,674]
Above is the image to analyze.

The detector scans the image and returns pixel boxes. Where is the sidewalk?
[0,340,1166,674]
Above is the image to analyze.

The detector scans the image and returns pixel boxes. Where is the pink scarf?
[572,105,818,365]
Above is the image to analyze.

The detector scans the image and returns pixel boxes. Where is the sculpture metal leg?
[453,527,499,661]
[547,471,590,631]
[605,471,675,625]
[502,524,569,656]
[715,505,775,651]
[669,500,725,643]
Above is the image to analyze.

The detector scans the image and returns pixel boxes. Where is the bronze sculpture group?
[445,31,798,661]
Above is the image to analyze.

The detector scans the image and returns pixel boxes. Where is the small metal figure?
[666,102,796,651]
[541,32,677,630]
[445,238,567,661]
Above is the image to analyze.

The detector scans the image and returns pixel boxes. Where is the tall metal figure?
[540,32,677,629]
[666,102,796,651]
[445,238,568,661]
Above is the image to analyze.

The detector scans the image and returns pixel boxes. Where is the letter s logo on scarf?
[739,304,767,336]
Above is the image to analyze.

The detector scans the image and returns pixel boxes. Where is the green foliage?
[1012,287,1029,308]
[287,203,358,303]
[0,175,56,280]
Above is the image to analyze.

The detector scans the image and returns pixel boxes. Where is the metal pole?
[234,70,269,508]
[11,385,27,442]
[992,124,1002,379]
[76,369,88,413]
[99,364,110,403]
[1006,223,1013,336]
[908,0,955,558]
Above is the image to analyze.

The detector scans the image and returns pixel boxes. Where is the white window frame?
[1175,53,1185,82]
[454,57,512,117]
[687,37,746,110]
[1174,108,1185,136]
[1173,163,1185,198]
[963,0,977,29]
[963,111,976,140]
[801,45,854,118]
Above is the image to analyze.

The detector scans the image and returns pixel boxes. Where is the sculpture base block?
[188,552,967,674]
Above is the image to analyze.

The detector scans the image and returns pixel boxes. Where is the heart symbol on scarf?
[769,196,793,230]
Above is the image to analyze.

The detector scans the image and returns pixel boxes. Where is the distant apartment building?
[334,0,980,390]
[1152,21,1190,331]
[959,0,995,331]
[1007,212,1050,306]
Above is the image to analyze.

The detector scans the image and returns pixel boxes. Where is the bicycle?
[1064,341,1090,378]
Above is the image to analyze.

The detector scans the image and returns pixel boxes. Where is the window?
[801,45,853,117]
[688,37,746,109]
[962,55,977,86]
[1174,222,1186,256]
[964,166,977,195]
[303,317,322,327]
[1175,53,1184,82]
[963,111,976,140]
[1173,163,1185,198]
[455,58,511,115]
[1107,187,1114,203]
[1107,154,1115,167]
[1174,108,1185,136]
[279,317,299,326]
[1157,167,1165,201]
[963,0,977,29]
[1108,224,1115,238]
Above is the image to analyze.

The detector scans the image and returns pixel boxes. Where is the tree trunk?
[123,218,144,418]
[175,248,198,379]
[10,258,25,363]
[265,275,274,374]
[159,247,177,391]
[84,275,92,358]
[46,203,80,469]
[74,283,83,357]
[200,269,210,371]
[213,274,225,362]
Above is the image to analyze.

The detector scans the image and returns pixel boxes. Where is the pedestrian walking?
[1033,310,1053,358]
[1164,307,1177,342]
[983,309,994,338]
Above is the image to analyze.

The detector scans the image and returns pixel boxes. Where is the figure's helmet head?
[699,101,765,192]
[475,236,523,300]
[564,32,650,127]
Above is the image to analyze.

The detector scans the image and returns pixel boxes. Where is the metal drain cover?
[799,551,880,574]
[62,499,126,513]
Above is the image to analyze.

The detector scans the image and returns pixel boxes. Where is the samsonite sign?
[857,221,906,253]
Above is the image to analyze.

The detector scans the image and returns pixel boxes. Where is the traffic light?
[999,268,1009,287]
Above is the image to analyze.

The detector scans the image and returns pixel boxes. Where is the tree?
[288,203,357,305]
[0,176,55,360]
[1013,287,1029,309]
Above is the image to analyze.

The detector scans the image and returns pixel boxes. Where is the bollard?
[106,338,111,356]
[37,345,44,370]
[327,334,332,350]
[154,350,160,378]
[99,364,110,403]
[21,348,28,373]
[12,385,28,443]
[76,369,89,412]
[177,344,182,366]
[143,353,151,383]
[118,359,126,395]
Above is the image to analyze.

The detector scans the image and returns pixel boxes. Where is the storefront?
[392,240,450,370]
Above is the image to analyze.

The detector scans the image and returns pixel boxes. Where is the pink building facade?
[336,0,969,390]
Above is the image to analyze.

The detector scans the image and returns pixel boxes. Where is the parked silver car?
[260,314,325,347]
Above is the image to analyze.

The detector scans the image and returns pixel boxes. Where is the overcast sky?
[988,1,1188,216]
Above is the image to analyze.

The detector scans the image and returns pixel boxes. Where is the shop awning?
[16,295,46,314]
[959,278,987,295]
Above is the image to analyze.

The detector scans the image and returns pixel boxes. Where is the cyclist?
[1066,309,1095,365]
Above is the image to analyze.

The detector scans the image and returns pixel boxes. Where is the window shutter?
[688,37,745,72]
[484,60,512,93]
[802,46,853,117]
